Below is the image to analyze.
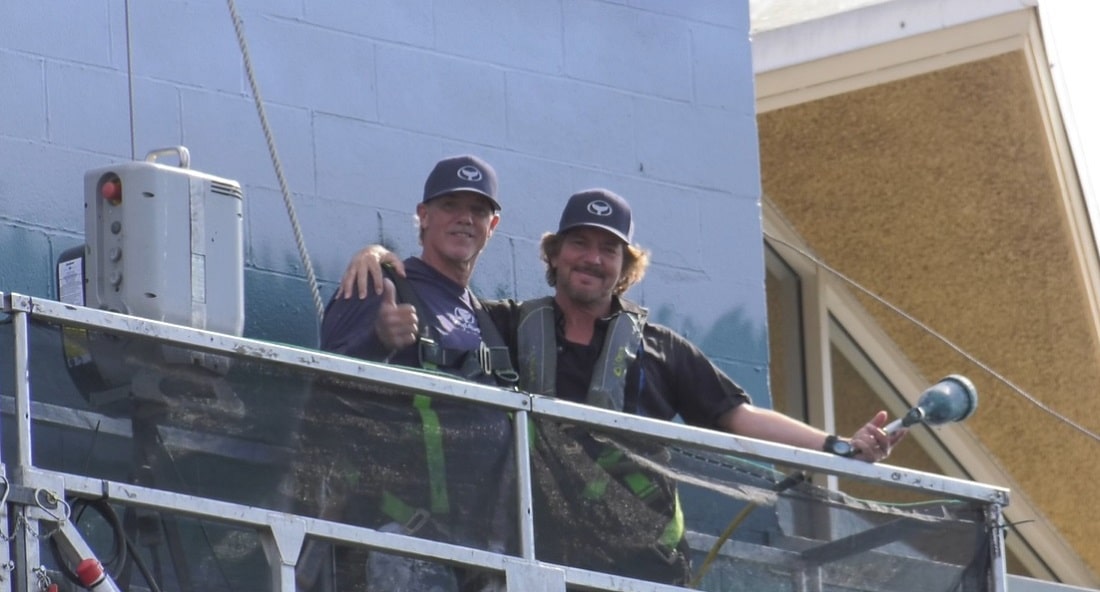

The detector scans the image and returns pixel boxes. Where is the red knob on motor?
[76,558,112,591]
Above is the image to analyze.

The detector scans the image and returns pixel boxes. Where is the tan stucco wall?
[759,50,1100,577]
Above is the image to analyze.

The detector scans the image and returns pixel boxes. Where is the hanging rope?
[124,0,136,160]
[764,230,1100,445]
[225,0,325,323]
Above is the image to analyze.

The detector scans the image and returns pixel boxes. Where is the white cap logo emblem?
[587,200,612,216]
[457,165,483,182]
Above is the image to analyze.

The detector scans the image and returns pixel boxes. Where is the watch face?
[830,439,854,457]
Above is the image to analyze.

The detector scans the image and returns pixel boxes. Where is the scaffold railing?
[0,292,1008,592]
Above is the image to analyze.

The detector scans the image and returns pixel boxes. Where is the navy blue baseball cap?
[558,188,634,243]
[423,155,500,211]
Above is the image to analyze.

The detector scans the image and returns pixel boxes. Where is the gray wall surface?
[0,0,770,401]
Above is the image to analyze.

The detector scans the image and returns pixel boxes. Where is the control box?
[58,148,245,410]
[83,147,244,336]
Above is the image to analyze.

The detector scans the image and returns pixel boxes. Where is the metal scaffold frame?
[0,292,1009,592]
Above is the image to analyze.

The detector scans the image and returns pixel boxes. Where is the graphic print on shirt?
[434,306,481,350]
[451,307,478,333]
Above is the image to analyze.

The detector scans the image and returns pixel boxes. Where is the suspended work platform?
[0,291,1011,592]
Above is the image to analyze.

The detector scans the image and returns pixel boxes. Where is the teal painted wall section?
[0,0,770,405]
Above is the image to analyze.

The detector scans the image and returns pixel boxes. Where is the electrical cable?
[155,428,238,591]
[48,498,164,592]
[689,503,756,589]
[764,230,1100,445]
[224,0,326,324]
[68,419,231,589]
[688,470,808,588]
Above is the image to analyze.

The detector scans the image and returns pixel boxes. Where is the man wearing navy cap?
[323,154,503,364]
[336,187,903,586]
[309,155,515,592]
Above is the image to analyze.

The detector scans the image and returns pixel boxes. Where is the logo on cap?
[457,165,483,182]
[587,200,613,217]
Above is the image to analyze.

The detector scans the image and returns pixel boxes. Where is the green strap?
[582,477,609,500]
[413,394,449,514]
[623,472,659,500]
[594,444,681,546]
[580,469,683,547]
[596,447,624,468]
[658,491,685,550]
[380,490,417,525]
[596,447,658,500]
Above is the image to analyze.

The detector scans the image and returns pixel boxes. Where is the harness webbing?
[658,490,684,550]
[516,298,686,555]
[374,265,515,529]
[516,296,644,407]
[413,394,450,515]
[384,265,516,384]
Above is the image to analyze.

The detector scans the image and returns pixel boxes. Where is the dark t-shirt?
[483,296,750,429]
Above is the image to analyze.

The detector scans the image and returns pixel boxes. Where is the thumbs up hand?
[375,278,419,352]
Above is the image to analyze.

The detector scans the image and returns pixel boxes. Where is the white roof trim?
[751,0,894,35]
[753,0,1038,74]
[755,9,1035,113]
[1037,1,1100,292]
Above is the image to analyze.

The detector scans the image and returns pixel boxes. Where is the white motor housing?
[84,147,244,336]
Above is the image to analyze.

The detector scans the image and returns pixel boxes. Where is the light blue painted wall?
[0,0,770,402]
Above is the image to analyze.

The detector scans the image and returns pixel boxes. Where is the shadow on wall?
[244,232,415,348]
[1,224,82,300]
[243,269,320,349]
[651,303,771,406]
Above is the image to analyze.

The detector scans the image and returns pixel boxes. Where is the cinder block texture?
[0,0,766,388]
[1,52,47,140]
[564,1,693,101]
[376,47,507,144]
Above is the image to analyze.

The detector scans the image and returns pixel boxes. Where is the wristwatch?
[822,434,855,457]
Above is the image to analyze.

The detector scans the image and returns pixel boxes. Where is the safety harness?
[385,266,518,386]
[516,297,641,409]
[378,266,517,535]
[516,297,685,558]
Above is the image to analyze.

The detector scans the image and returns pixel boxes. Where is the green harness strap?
[413,394,450,515]
[518,298,684,552]
[373,266,517,529]
[590,443,684,550]
[659,490,685,550]
[377,393,450,530]
[380,491,421,527]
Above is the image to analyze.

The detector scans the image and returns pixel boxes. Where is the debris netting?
[537,421,992,591]
[15,320,513,591]
[3,319,993,592]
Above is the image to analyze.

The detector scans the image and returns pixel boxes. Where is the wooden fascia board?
[755,10,1035,113]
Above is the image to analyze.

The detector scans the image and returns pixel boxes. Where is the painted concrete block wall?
[0,0,770,401]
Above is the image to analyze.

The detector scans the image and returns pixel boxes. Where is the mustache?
[574,266,606,278]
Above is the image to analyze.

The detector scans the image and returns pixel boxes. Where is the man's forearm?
[717,404,898,463]
[716,404,828,451]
